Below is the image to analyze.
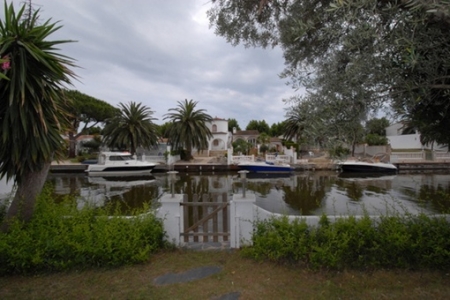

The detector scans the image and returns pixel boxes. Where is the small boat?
[338,153,397,174]
[238,161,294,173]
[86,152,157,176]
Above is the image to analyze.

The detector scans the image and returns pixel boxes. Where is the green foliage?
[232,139,252,155]
[0,187,167,274]
[245,120,270,134]
[365,118,389,136]
[157,122,173,138]
[259,144,269,154]
[164,99,213,161]
[81,135,102,153]
[0,1,76,183]
[269,121,285,137]
[208,0,450,154]
[102,101,159,155]
[365,134,388,146]
[227,118,241,132]
[243,214,450,270]
[328,145,350,158]
[65,90,118,135]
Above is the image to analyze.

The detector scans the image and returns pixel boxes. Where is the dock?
[49,159,450,174]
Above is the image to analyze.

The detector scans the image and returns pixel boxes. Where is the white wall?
[207,119,228,133]
[388,134,422,149]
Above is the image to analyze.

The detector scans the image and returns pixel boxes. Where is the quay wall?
[50,161,450,174]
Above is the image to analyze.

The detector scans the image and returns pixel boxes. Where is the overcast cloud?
[25,0,294,128]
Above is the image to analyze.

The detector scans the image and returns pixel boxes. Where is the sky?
[20,0,297,128]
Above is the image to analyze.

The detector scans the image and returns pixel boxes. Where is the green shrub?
[245,214,450,270]
[365,133,388,146]
[328,146,350,158]
[0,187,167,275]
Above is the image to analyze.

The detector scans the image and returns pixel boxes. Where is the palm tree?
[284,105,307,142]
[0,2,76,230]
[102,101,159,155]
[257,132,271,156]
[164,99,213,161]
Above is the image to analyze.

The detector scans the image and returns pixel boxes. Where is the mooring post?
[167,170,178,197]
[238,170,249,198]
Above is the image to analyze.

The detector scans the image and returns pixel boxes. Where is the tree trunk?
[185,141,192,161]
[0,162,51,232]
[68,131,77,158]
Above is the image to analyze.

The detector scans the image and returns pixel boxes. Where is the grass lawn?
[1,249,449,300]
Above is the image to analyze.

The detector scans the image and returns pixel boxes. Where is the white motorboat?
[338,153,397,174]
[85,152,156,176]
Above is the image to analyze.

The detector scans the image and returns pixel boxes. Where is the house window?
[212,124,217,132]
[213,140,219,146]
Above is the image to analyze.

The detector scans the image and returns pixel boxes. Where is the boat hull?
[340,162,397,173]
[86,165,156,176]
[238,162,294,173]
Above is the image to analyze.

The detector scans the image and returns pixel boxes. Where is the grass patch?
[0,250,449,299]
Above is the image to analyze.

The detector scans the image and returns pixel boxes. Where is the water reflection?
[46,171,450,216]
[48,174,163,213]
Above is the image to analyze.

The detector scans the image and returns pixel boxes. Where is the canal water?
[45,171,450,216]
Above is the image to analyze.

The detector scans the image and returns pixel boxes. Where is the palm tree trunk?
[0,162,51,232]
[185,141,192,161]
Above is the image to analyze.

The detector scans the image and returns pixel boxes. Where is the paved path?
[153,265,240,300]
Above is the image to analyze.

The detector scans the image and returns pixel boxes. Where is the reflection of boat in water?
[245,172,293,179]
[87,176,156,187]
[338,173,397,181]
[338,153,397,174]
[79,176,156,210]
[86,152,156,176]
[238,161,294,173]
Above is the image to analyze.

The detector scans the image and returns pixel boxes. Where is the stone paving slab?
[153,265,241,299]
[153,266,223,285]
[211,291,241,300]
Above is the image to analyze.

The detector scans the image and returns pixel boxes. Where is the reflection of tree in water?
[175,174,210,200]
[48,175,85,202]
[283,175,333,214]
[246,181,273,196]
[416,184,450,213]
[335,178,391,201]
[334,180,364,201]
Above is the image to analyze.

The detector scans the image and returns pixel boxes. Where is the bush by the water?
[0,188,167,275]
[242,214,450,270]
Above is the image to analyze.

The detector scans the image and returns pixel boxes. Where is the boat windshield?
[109,155,135,161]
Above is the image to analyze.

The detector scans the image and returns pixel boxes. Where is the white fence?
[265,154,291,164]
[391,151,425,163]
[142,155,166,164]
[434,152,450,162]
[157,192,450,249]
[230,155,254,165]
[229,153,302,165]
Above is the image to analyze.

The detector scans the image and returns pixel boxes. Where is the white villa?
[207,117,232,154]
[386,122,447,151]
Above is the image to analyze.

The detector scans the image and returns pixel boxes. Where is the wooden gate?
[180,193,229,243]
